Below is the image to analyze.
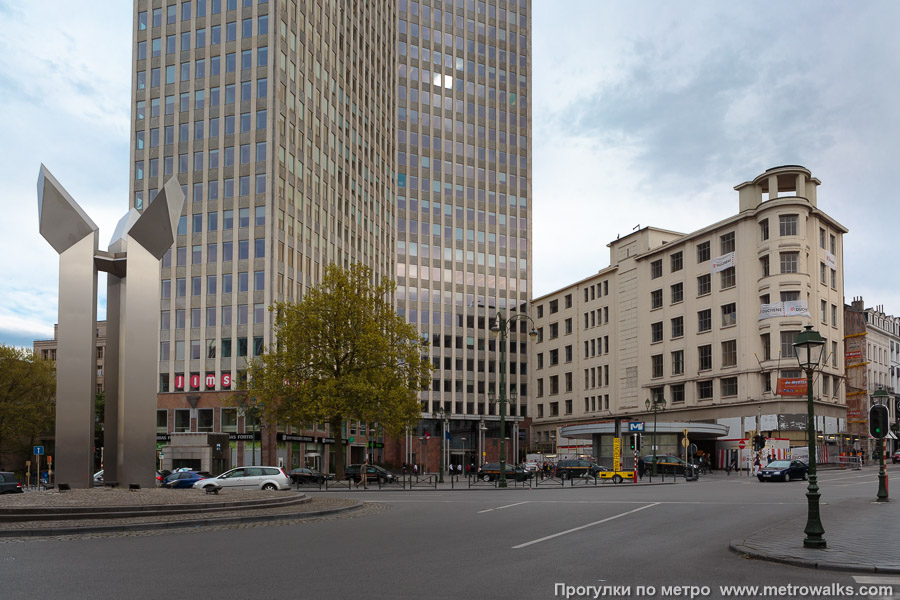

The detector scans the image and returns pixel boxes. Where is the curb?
[0,499,365,538]
[728,541,900,574]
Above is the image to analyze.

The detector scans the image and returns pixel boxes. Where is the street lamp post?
[432,407,448,483]
[793,324,826,549]
[489,311,538,488]
[645,396,667,478]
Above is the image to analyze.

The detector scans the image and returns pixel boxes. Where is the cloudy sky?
[1,1,899,349]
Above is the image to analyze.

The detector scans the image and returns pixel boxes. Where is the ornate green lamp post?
[872,388,889,502]
[793,324,826,549]
[644,396,666,478]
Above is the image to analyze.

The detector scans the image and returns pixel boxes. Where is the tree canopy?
[246,264,431,477]
[0,345,56,470]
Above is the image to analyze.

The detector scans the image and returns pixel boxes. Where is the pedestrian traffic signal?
[870,404,889,438]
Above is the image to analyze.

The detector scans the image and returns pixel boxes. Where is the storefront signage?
[156,434,171,442]
[278,434,315,443]
[174,374,184,390]
[221,373,231,388]
[205,373,216,389]
[228,432,259,441]
[844,350,862,361]
[190,373,201,390]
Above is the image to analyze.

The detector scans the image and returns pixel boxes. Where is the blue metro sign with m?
[628,422,645,432]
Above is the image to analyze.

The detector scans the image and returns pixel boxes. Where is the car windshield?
[766,461,790,468]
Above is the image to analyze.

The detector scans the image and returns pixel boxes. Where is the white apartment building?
[530,166,848,465]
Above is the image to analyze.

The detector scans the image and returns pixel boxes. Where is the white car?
[524,461,539,472]
[192,466,291,491]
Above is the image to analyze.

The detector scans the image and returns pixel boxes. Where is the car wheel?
[786,472,792,482]
[482,474,491,482]
[378,477,385,485]
[801,472,808,481]
[612,475,623,484]
[262,483,277,491]
[757,476,764,482]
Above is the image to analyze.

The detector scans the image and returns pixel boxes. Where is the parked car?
[344,464,396,484]
[477,462,532,482]
[289,467,333,485]
[524,461,539,472]
[555,459,604,479]
[0,472,24,494]
[641,455,690,475]
[192,466,291,491]
[163,471,208,489]
[758,460,808,482]
[892,450,900,464]
[94,470,168,486]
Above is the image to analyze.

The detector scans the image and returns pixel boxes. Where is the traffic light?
[753,434,766,451]
[870,404,889,438]
[630,433,642,451]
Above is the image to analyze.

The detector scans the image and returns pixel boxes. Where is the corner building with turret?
[529,167,848,469]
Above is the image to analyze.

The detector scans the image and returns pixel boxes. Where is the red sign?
[221,373,231,388]
[174,375,184,390]
[190,374,200,390]
[738,440,746,449]
[844,350,862,361]
[776,378,808,396]
[205,374,216,389]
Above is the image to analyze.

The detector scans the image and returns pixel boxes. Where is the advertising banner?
[776,378,808,396]
[758,301,810,320]
[710,252,735,273]
[824,251,837,270]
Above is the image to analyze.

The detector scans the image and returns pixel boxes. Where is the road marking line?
[478,501,528,514]
[512,503,660,549]
[853,576,900,585]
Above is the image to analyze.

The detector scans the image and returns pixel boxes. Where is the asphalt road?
[1,466,897,600]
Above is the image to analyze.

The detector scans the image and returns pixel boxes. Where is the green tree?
[246,264,431,478]
[0,345,56,470]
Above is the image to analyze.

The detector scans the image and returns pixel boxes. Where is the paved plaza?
[1,465,898,600]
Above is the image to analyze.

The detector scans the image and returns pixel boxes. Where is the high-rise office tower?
[130,0,395,465]
[394,0,532,467]
[130,0,530,470]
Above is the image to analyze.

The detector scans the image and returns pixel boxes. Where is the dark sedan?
[344,464,396,484]
[477,463,532,482]
[0,472,24,494]
[289,467,333,485]
[162,471,208,488]
[758,460,808,482]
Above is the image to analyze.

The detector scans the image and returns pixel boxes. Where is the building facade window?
[651,322,663,343]
[721,377,738,397]
[759,219,769,241]
[721,303,736,327]
[650,259,662,279]
[697,274,711,296]
[779,214,798,236]
[671,252,683,272]
[699,345,712,371]
[698,309,712,332]
[651,289,663,309]
[671,282,683,304]
[722,340,737,367]
[720,232,735,254]
[697,241,710,263]
[780,252,799,273]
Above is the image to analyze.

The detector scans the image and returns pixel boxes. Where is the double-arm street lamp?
[793,324,826,549]
[645,396,667,477]
[489,311,538,488]
[432,407,449,483]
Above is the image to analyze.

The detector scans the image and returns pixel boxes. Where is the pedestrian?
[457,463,463,476]
[358,459,369,489]
[413,463,418,475]
[637,456,645,480]
[753,456,761,476]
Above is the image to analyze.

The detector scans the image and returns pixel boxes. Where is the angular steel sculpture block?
[38,166,183,488]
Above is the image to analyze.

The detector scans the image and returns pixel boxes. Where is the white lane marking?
[853,576,900,584]
[477,501,528,514]
[512,502,660,549]
[852,575,899,600]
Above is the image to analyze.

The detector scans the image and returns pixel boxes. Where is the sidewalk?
[730,490,900,573]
